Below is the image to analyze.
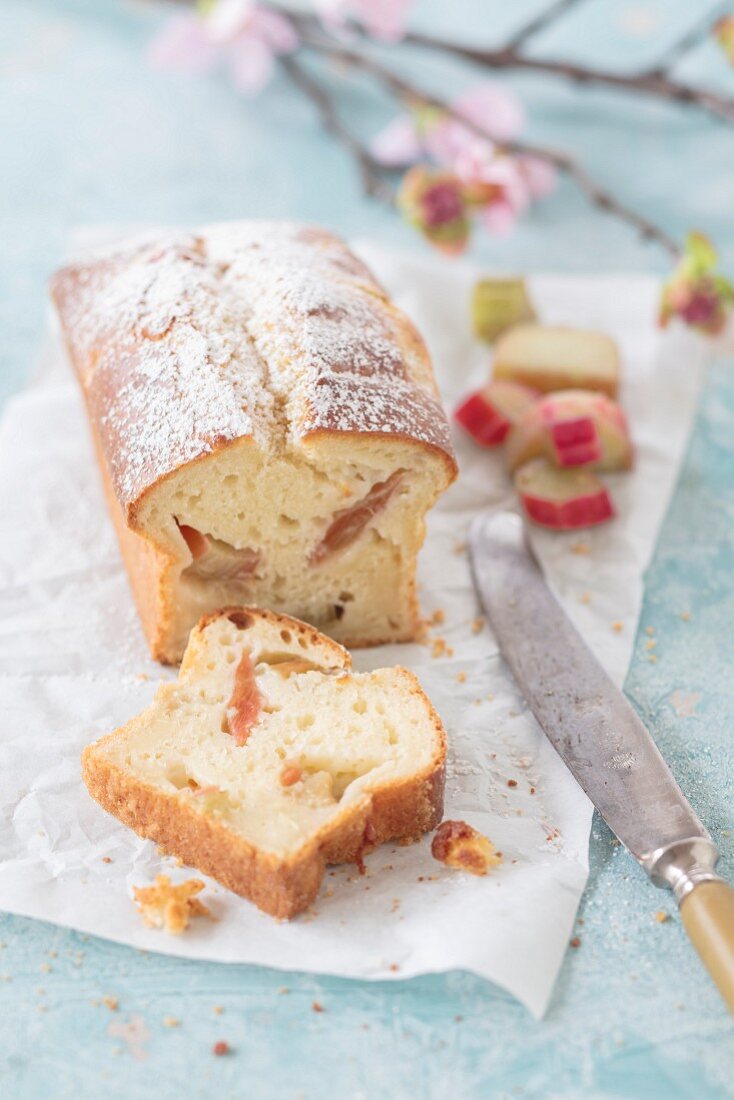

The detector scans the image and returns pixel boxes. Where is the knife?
[469,510,734,1012]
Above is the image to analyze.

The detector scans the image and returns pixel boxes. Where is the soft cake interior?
[137,435,447,660]
[93,613,441,858]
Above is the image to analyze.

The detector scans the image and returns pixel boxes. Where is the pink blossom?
[228,33,274,94]
[370,115,422,166]
[314,0,413,41]
[520,155,557,199]
[480,200,518,237]
[149,0,297,96]
[452,83,525,142]
[149,13,219,74]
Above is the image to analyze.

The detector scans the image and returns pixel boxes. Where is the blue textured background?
[2,1,734,1096]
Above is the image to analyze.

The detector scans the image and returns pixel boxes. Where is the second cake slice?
[82,608,446,918]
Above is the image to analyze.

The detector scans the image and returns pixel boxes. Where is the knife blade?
[469,510,734,1012]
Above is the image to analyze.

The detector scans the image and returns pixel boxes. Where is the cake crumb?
[101,996,119,1012]
[431,638,454,659]
[39,963,52,974]
[570,937,581,948]
[432,820,502,877]
[679,611,691,622]
[132,874,213,935]
[212,1041,231,1056]
[649,654,658,664]
[213,1005,224,1014]
[388,963,400,972]
[645,626,655,636]
[645,638,657,650]
[431,609,445,625]
[101,856,112,864]
[570,541,591,555]
[456,671,467,684]
[312,1001,325,1013]
[612,620,623,633]
[471,618,484,635]
[580,591,591,605]
[655,910,669,923]
[507,779,517,788]
[163,1016,180,1028]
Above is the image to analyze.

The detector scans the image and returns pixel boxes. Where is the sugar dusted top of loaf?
[51,222,456,513]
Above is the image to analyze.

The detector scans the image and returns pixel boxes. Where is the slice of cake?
[82,608,447,919]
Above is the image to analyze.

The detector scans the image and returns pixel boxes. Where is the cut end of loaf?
[51,222,457,665]
[83,607,446,919]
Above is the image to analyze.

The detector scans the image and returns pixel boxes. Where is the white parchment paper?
[0,240,709,1018]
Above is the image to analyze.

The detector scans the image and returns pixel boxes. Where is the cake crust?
[82,608,447,919]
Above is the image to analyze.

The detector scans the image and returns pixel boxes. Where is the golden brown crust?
[82,613,446,919]
[50,224,458,516]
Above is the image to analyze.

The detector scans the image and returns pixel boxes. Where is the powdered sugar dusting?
[52,222,455,509]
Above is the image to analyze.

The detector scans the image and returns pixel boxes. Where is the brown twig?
[649,3,731,75]
[279,55,393,202]
[504,0,585,51]
[281,6,734,125]
[296,32,680,256]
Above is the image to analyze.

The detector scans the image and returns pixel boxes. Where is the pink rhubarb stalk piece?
[505,390,633,473]
[454,381,539,447]
[224,649,262,746]
[310,470,404,565]
[515,458,615,530]
[178,523,260,582]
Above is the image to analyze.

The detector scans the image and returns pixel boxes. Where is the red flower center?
[421,182,463,227]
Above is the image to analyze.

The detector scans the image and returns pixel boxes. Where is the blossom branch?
[281,6,734,125]
[504,0,585,51]
[648,3,731,74]
[279,54,392,201]
[296,31,681,256]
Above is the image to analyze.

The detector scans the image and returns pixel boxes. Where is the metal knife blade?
[468,510,710,873]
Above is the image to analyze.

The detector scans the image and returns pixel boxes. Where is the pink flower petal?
[521,155,556,199]
[249,6,299,53]
[423,119,486,170]
[206,0,255,46]
[226,33,274,94]
[453,82,525,142]
[481,200,518,236]
[355,0,413,41]
[149,13,220,74]
[370,115,422,166]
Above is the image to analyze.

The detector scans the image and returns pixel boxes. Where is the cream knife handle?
[680,881,734,1013]
[645,836,734,1014]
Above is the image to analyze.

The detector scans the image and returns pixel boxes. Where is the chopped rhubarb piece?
[178,523,209,560]
[492,324,620,397]
[224,649,262,746]
[515,458,615,530]
[506,390,633,473]
[310,470,404,566]
[454,381,538,447]
[471,278,536,344]
[178,522,260,582]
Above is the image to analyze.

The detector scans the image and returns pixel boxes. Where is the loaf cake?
[82,607,447,918]
[51,223,457,663]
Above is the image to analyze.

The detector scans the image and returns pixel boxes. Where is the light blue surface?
[2,1,734,1096]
